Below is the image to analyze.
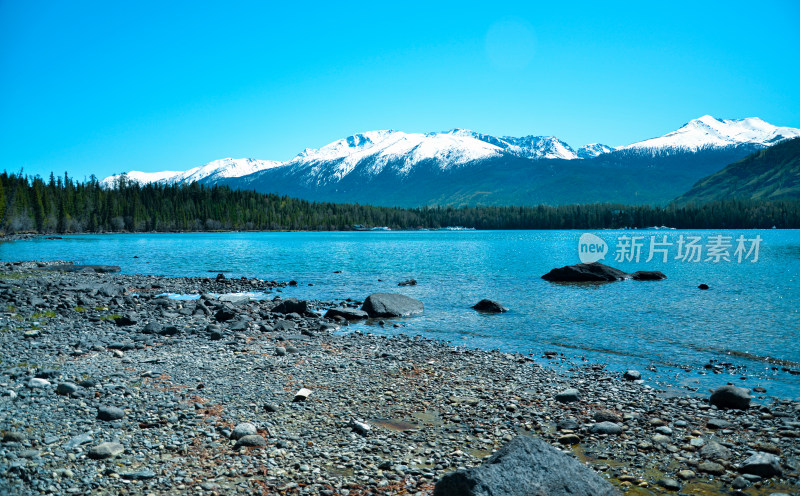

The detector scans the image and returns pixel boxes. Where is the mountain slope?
[219,145,762,207]
[675,137,800,204]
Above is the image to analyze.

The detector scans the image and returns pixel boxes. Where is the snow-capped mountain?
[100,158,282,188]
[100,115,800,207]
[278,129,579,184]
[577,143,615,159]
[621,115,800,151]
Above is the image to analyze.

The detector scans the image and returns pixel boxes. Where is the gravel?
[0,261,798,495]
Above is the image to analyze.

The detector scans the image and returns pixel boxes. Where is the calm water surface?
[3,230,799,399]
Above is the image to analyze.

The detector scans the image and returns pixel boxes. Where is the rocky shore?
[0,261,798,495]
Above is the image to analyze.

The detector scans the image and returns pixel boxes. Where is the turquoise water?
[3,230,799,399]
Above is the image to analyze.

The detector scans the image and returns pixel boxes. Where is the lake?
[3,229,799,399]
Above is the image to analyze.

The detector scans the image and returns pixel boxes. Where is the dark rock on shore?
[271,297,308,314]
[433,435,619,496]
[623,370,642,381]
[361,293,424,318]
[555,388,581,403]
[710,384,752,410]
[324,307,369,321]
[97,405,125,421]
[472,299,508,313]
[541,262,628,282]
[631,270,667,281]
[738,452,782,478]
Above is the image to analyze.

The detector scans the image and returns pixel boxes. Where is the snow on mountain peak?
[577,143,614,159]
[622,115,800,151]
[100,158,282,188]
[99,116,800,190]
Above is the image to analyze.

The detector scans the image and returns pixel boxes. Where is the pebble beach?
[0,260,798,495]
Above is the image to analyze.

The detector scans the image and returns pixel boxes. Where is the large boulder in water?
[631,270,667,281]
[433,435,619,496]
[361,293,424,318]
[472,299,508,314]
[541,263,628,282]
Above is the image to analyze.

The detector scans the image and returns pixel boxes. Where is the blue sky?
[2,0,799,181]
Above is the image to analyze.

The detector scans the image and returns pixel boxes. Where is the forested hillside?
[1,172,799,234]
[676,137,800,204]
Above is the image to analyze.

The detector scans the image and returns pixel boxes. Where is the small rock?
[113,314,137,326]
[2,431,26,443]
[271,298,307,314]
[141,322,162,334]
[655,426,673,436]
[234,435,267,448]
[88,442,124,459]
[590,422,622,435]
[658,478,681,491]
[27,378,51,388]
[731,476,748,489]
[231,422,258,440]
[324,307,369,321]
[555,388,581,403]
[677,470,695,480]
[698,461,725,475]
[738,452,782,478]
[56,382,79,395]
[707,418,732,430]
[97,405,125,421]
[623,370,641,381]
[593,410,622,423]
[700,440,731,461]
[558,434,581,445]
[120,469,157,480]
[698,284,709,290]
[63,433,92,450]
[215,308,236,322]
[349,419,371,436]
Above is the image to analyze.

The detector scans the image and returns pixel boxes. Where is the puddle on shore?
[370,418,419,432]
[410,410,444,427]
[574,444,798,495]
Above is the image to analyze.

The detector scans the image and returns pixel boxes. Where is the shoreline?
[0,262,798,495]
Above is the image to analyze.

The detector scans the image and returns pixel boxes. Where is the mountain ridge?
[100,116,800,207]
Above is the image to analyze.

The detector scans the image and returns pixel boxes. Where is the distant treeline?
[1,171,799,234]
